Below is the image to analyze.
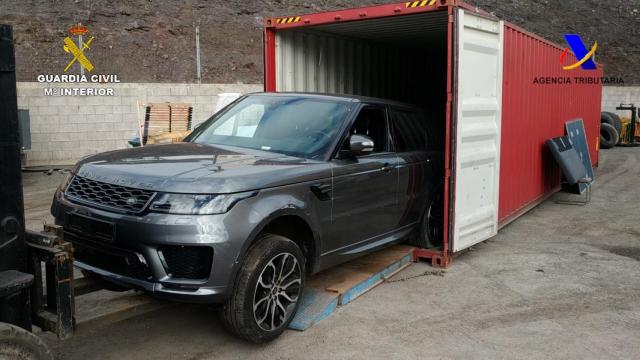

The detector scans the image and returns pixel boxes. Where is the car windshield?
[188,95,351,159]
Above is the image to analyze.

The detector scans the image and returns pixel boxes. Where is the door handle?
[380,163,394,173]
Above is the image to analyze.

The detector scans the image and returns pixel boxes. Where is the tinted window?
[189,96,350,159]
[349,107,388,153]
[390,108,428,151]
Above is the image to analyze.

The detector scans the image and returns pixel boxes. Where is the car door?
[326,104,400,258]
[390,107,439,228]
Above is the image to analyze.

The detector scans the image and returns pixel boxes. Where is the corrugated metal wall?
[274,14,449,147]
[275,26,448,153]
[275,26,449,149]
[277,30,402,98]
[498,24,603,224]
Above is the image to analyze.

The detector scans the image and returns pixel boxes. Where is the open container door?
[451,9,504,252]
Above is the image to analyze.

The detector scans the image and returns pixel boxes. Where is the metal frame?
[555,178,593,206]
[263,28,276,92]
[264,0,454,30]
[413,4,455,267]
[26,225,75,340]
[0,23,37,331]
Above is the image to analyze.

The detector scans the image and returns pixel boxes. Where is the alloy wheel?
[253,252,302,331]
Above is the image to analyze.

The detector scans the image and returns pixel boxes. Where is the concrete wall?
[17,84,640,166]
[17,82,262,166]
[601,86,640,117]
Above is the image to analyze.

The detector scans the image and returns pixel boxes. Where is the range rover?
[51,93,442,342]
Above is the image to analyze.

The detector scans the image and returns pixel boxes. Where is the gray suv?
[51,93,442,342]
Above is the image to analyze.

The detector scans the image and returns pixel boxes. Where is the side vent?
[310,183,332,201]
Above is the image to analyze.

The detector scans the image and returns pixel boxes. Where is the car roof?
[245,92,421,110]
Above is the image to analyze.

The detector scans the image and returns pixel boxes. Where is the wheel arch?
[238,208,320,275]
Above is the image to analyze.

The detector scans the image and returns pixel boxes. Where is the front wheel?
[221,234,305,343]
[417,194,444,249]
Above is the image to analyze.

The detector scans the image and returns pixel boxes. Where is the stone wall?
[17,82,262,166]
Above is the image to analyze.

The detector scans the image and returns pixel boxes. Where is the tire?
[415,194,444,249]
[0,322,53,360]
[221,234,305,343]
[601,112,622,134]
[600,122,619,149]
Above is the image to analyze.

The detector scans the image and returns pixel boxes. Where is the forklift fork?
[26,225,75,340]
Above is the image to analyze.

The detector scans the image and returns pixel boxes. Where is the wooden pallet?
[143,103,193,143]
[289,245,414,331]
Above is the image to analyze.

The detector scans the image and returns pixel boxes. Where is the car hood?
[73,143,331,194]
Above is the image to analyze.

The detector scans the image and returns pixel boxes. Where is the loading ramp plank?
[289,245,413,331]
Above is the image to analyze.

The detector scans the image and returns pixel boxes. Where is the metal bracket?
[555,179,592,206]
[412,248,453,268]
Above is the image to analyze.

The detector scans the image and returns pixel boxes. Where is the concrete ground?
[26,148,640,359]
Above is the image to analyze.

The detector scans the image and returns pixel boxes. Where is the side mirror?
[349,134,375,155]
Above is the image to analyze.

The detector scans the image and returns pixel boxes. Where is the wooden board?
[74,289,171,333]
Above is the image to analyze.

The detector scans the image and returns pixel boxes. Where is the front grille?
[159,246,213,280]
[68,233,153,281]
[66,176,155,213]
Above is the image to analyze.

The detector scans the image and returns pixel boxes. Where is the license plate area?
[67,212,115,243]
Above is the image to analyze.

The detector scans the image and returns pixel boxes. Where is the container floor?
[29,147,640,359]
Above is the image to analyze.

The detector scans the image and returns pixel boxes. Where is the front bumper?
[51,189,253,304]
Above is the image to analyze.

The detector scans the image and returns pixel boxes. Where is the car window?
[212,103,264,137]
[190,96,350,160]
[348,106,388,153]
[390,108,428,151]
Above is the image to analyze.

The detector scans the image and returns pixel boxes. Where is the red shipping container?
[263,0,602,266]
[500,24,602,225]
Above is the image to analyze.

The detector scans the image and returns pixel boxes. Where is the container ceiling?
[303,11,448,45]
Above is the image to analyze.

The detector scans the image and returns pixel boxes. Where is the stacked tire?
[0,323,53,360]
[600,112,621,149]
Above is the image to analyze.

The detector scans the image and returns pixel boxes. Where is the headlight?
[58,172,73,192]
[149,191,257,215]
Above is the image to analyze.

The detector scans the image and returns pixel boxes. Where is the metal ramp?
[289,245,413,331]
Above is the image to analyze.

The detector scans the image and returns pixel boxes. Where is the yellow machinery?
[616,104,640,146]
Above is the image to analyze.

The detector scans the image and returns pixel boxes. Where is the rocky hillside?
[2,0,638,84]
